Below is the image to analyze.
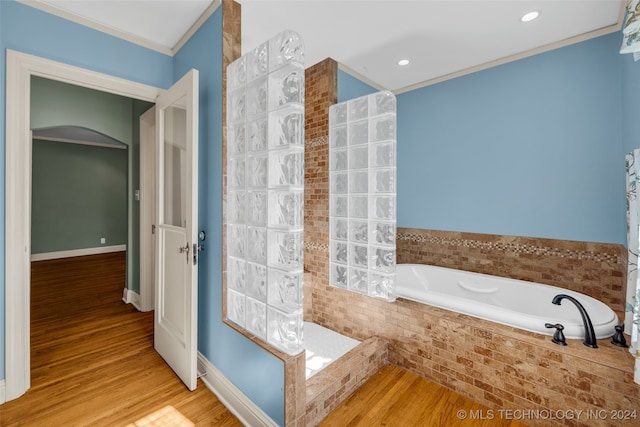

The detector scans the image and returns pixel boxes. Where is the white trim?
[337,63,387,92]
[17,0,221,57]
[172,0,221,55]
[122,288,142,311]
[5,49,163,403]
[17,0,172,56]
[139,107,157,312]
[197,353,278,427]
[393,22,624,94]
[0,380,6,404]
[33,136,128,150]
[30,245,127,262]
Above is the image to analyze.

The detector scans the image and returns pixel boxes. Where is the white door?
[154,69,199,391]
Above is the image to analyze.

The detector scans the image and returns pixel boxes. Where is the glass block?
[349,170,368,193]
[331,240,348,264]
[247,191,267,226]
[331,218,348,241]
[349,146,368,169]
[350,243,368,268]
[267,306,302,355]
[370,114,396,142]
[371,221,395,246]
[247,226,267,264]
[227,190,246,225]
[269,30,304,70]
[247,77,268,118]
[269,106,304,148]
[228,88,245,124]
[349,121,368,145]
[371,246,396,273]
[331,172,348,194]
[349,220,368,243]
[330,125,347,148]
[227,256,246,291]
[331,148,348,171]
[371,168,395,193]
[269,63,304,109]
[370,142,396,167]
[331,196,348,217]
[245,297,267,339]
[248,117,268,152]
[268,268,302,312]
[330,102,347,125]
[247,262,267,301]
[227,289,245,327]
[227,224,246,258]
[369,91,396,116]
[371,196,395,220]
[268,149,303,188]
[330,263,348,288]
[228,157,245,189]
[228,124,245,157]
[247,153,268,189]
[267,230,302,269]
[349,96,368,121]
[350,195,368,219]
[227,56,246,91]
[247,41,268,81]
[268,190,303,229]
[370,272,396,301]
[348,267,368,294]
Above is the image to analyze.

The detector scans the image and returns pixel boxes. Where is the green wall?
[30,76,153,293]
[31,139,128,253]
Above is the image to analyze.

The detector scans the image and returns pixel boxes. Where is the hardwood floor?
[1,252,526,426]
[319,365,527,427]
[0,252,241,427]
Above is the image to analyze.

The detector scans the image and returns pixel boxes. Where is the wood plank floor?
[1,252,526,426]
[319,365,527,427]
[0,252,241,427]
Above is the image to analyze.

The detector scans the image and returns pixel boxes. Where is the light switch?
[100,238,106,244]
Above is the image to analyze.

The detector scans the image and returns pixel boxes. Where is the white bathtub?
[396,264,618,340]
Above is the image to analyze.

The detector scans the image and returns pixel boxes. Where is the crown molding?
[18,0,222,57]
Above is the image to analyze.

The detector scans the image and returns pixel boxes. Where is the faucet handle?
[545,323,567,346]
[611,325,629,348]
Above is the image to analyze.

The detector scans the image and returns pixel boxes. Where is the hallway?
[0,252,241,426]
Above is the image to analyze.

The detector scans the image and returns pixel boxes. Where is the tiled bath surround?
[302,60,640,425]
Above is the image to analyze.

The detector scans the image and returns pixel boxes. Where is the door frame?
[4,50,160,401]
[139,106,157,312]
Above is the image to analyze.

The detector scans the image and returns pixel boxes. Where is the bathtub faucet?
[551,294,598,348]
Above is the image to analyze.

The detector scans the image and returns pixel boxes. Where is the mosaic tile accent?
[304,241,328,252]
[397,231,622,264]
[305,136,328,148]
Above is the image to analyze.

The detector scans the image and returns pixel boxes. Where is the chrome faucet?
[551,294,598,348]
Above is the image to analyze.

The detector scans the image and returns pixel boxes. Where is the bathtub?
[396,264,618,340]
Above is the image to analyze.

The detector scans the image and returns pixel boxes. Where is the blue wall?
[337,68,378,102]
[172,9,285,425]
[396,33,625,245]
[1,4,285,424]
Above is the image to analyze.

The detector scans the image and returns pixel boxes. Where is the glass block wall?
[329,91,397,301]
[226,31,305,355]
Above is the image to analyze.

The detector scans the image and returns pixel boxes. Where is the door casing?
[4,50,164,402]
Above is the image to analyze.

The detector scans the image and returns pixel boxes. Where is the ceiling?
[34,0,625,92]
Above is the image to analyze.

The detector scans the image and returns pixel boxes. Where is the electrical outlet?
[100,237,106,244]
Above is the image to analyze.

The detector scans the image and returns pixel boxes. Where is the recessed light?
[521,11,540,22]
[398,59,410,66]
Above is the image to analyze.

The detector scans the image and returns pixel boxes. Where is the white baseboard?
[31,244,126,261]
[197,353,278,427]
[0,379,6,404]
[122,288,142,311]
